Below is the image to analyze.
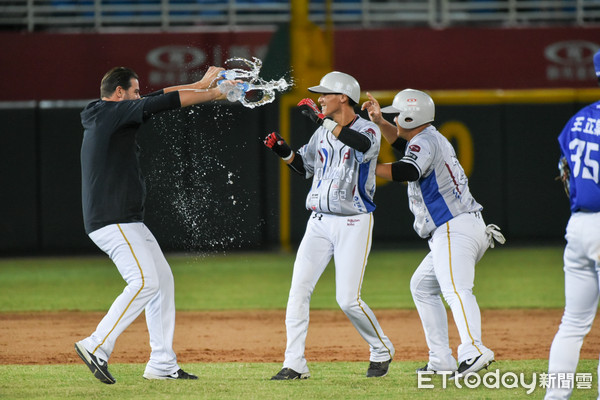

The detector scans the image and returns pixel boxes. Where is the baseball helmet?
[308,71,361,103]
[381,89,435,129]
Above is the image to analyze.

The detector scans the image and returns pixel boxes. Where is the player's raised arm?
[263,132,306,175]
[163,66,227,107]
[162,66,224,93]
[177,85,225,107]
[298,98,372,153]
[362,92,399,146]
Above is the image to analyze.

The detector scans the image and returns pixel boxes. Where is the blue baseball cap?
[595,50,600,78]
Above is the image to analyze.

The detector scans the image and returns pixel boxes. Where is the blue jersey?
[558,101,600,213]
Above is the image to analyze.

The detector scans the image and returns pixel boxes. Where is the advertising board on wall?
[544,40,599,83]
[335,27,600,91]
[0,31,271,101]
[0,26,599,101]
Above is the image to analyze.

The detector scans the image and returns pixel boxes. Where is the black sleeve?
[142,91,181,119]
[287,152,306,176]
[145,89,164,97]
[391,138,406,152]
[391,161,420,182]
[337,126,371,153]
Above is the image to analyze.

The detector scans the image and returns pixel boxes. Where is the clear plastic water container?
[218,81,250,102]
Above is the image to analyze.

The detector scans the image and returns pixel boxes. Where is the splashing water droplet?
[216,57,292,108]
[143,109,258,255]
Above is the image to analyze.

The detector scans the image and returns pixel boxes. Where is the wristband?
[322,118,338,133]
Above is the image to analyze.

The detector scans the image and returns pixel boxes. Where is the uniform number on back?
[569,138,599,184]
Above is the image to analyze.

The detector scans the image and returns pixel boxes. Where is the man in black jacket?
[75,66,226,384]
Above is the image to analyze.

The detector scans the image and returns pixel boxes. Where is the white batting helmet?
[381,89,435,129]
[308,71,361,103]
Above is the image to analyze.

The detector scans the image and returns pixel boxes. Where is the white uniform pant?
[546,212,600,400]
[79,222,180,376]
[283,212,395,374]
[410,212,491,371]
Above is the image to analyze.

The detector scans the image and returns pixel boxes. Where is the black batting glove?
[263,132,293,160]
[297,98,338,132]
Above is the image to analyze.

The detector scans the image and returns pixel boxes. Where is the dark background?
[0,98,577,255]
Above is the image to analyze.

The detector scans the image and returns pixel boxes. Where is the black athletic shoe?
[366,359,391,378]
[450,350,495,380]
[416,364,436,374]
[270,367,310,380]
[143,368,198,380]
[74,341,116,384]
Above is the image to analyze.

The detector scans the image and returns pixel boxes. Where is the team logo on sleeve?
[409,144,421,152]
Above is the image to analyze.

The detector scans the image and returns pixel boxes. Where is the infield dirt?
[1,309,598,365]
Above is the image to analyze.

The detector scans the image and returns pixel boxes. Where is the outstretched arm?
[163,66,224,93]
[361,92,401,146]
[164,66,227,107]
[376,161,420,182]
[263,132,306,176]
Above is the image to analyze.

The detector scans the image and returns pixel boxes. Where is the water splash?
[217,57,292,109]
[142,108,258,255]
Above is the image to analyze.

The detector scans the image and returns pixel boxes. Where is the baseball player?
[263,71,395,380]
[545,50,600,400]
[75,66,227,384]
[362,89,505,378]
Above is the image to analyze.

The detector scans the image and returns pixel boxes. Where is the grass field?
[0,246,567,311]
[2,360,598,400]
[1,246,597,399]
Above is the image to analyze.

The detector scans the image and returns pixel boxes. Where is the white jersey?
[400,125,482,238]
[298,115,381,216]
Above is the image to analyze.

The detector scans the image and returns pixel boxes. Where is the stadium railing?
[0,0,598,32]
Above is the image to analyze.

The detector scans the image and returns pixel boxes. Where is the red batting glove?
[298,98,325,120]
[263,132,292,159]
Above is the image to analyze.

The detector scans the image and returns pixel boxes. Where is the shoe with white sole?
[450,350,495,380]
[74,341,116,384]
[143,368,198,380]
[270,367,310,380]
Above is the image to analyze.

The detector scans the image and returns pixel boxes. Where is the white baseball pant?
[283,212,395,374]
[546,211,600,400]
[410,211,491,371]
[79,222,180,376]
